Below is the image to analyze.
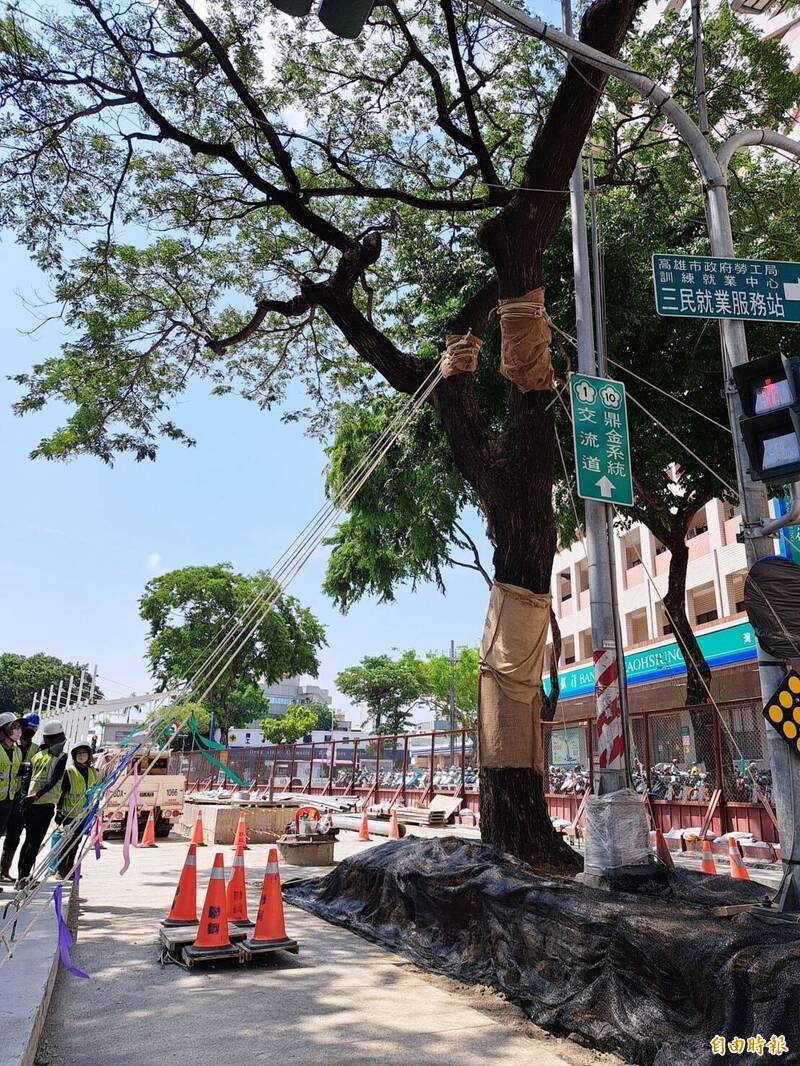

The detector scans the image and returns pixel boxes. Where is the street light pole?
[474,0,800,908]
[561,0,628,799]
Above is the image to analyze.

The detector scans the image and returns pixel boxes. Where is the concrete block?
[180,801,299,844]
[4,891,62,1066]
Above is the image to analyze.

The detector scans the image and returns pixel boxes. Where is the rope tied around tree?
[440,331,483,379]
[478,581,551,775]
[496,287,554,393]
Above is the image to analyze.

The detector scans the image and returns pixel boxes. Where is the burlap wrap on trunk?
[498,287,553,393]
[441,331,482,379]
[478,581,551,773]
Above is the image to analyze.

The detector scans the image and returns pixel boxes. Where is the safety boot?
[0,857,13,883]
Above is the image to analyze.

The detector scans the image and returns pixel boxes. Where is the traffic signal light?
[733,354,800,482]
[269,0,375,38]
[763,669,800,755]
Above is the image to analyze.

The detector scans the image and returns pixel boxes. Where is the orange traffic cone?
[139,809,158,848]
[358,810,371,842]
[183,853,240,964]
[162,844,199,926]
[388,808,400,840]
[700,839,718,876]
[233,810,249,851]
[241,847,298,957]
[226,846,253,928]
[654,829,674,869]
[191,809,206,847]
[728,838,750,881]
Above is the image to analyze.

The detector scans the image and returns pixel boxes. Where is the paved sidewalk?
[39,836,623,1066]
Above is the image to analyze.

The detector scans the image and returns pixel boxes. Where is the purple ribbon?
[120,764,140,876]
[73,862,82,888]
[53,884,89,979]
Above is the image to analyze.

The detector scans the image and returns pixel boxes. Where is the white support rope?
[0,361,444,962]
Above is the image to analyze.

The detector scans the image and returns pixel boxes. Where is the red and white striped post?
[594,648,625,775]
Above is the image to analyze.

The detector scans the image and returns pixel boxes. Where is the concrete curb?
[5,880,77,1066]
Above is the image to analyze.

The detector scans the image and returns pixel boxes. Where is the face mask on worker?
[49,741,65,756]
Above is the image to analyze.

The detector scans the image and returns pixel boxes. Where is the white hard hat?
[0,712,18,731]
[42,720,65,737]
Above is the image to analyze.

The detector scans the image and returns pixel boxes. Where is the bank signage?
[543,619,757,700]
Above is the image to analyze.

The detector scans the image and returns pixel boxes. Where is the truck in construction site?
[103,748,186,838]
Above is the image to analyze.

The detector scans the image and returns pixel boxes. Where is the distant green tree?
[0,652,101,715]
[336,653,426,735]
[300,700,334,732]
[139,563,326,741]
[261,704,319,744]
[415,647,479,730]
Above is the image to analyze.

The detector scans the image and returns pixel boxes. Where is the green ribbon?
[186,713,247,787]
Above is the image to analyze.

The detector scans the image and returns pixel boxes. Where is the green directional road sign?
[570,374,634,507]
[652,254,800,323]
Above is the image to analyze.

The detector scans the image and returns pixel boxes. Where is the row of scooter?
[332,764,481,791]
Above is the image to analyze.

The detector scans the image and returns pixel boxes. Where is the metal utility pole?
[449,640,457,761]
[690,0,710,138]
[563,0,628,797]
[474,0,800,908]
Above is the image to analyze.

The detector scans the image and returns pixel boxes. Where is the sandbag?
[478,581,550,773]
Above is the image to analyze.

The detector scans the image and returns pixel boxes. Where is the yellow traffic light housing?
[763,669,800,753]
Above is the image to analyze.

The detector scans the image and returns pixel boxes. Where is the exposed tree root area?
[284,837,800,1066]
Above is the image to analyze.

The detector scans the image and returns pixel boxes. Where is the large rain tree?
[1,0,646,871]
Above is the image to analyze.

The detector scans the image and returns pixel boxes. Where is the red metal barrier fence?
[169,697,777,842]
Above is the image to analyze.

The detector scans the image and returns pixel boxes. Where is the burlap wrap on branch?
[498,287,553,393]
[478,581,551,773]
[440,331,482,379]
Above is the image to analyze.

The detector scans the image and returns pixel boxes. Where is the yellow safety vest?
[22,741,39,763]
[29,750,63,806]
[62,765,98,820]
[0,744,22,802]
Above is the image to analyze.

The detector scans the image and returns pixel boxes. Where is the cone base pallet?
[182,942,244,968]
[159,924,248,951]
[240,935,299,961]
[231,919,255,930]
[160,916,199,928]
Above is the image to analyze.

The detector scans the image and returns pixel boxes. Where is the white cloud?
[145,552,162,572]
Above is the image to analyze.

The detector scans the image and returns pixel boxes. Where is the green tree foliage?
[300,700,334,731]
[336,653,426,735]
[260,703,319,743]
[415,647,479,729]
[0,0,662,867]
[139,563,326,739]
[0,652,101,715]
[551,8,800,706]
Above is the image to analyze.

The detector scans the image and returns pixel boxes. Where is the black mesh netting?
[284,837,800,1066]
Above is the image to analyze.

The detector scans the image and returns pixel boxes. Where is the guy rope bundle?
[0,359,444,967]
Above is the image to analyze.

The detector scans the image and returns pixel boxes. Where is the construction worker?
[0,713,39,884]
[0,712,23,836]
[16,721,68,887]
[55,742,97,880]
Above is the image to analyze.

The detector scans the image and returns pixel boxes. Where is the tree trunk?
[663,536,718,782]
[478,407,581,876]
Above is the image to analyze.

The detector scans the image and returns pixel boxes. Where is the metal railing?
[168,698,777,839]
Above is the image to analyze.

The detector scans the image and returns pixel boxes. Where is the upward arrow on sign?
[596,476,615,498]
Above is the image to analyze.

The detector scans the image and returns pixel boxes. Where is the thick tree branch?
[172,0,303,196]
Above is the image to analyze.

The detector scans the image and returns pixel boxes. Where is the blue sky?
[0,237,495,716]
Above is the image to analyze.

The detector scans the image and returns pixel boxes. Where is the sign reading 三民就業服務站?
[652,254,800,323]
